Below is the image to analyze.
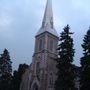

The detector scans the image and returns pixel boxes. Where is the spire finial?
[42,0,53,28]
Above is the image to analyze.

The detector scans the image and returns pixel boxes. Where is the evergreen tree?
[0,49,12,90]
[55,25,76,90]
[12,63,29,90]
[80,28,90,90]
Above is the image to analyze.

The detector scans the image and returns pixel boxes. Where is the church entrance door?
[33,83,38,90]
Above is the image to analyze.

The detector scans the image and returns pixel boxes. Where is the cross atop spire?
[42,0,53,28]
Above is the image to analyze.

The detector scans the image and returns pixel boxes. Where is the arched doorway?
[33,83,38,90]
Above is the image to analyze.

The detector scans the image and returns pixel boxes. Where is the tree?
[55,25,76,90]
[12,63,29,90]
[0,49,12,90]
[80,27,90,90]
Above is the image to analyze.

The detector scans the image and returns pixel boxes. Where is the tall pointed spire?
[42,0,53,28]
[36,0,58,37]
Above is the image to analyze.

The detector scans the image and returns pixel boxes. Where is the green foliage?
[55,25,76,90]
[12,63,29,90]
[80,28,90,90]
[0,49,12,90]
[0,49,29,90]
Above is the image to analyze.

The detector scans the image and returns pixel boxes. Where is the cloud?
[0,12,13,27]
[54,16,66,33]
[0,11,15,39]
[71,0,90,14]
[0,0,90,69]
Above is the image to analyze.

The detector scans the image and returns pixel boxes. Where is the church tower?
[20,0,58,90]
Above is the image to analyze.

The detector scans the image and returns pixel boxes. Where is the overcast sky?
[0,0,90,70]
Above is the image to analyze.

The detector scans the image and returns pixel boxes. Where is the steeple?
[20,1,59,90]
[36,0,58,37]
[42,0,53,28]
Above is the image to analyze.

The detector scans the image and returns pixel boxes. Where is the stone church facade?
[20,0,58,90]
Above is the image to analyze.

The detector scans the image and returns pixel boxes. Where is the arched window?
[49,73,53,86]
[50,40,53,51]
[33,83,38,90]
[36,62,40,76]
[39,39,42,51]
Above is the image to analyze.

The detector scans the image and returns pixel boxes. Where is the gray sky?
[0,0,90,70]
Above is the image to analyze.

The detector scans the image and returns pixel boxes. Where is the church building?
[20,0,58,90]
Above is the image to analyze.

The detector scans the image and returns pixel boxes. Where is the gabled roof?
[36,26,58,37]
